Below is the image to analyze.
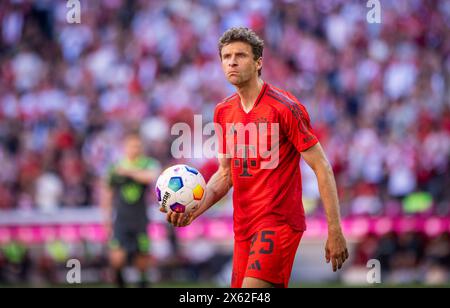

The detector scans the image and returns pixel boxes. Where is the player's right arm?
[167,156,232,227]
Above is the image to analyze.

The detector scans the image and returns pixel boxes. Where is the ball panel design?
[193,184,204,201]
[168,176,183,192]
[170,202,185,213]
[177,188,194,205]
[155,187,161,202]
[185,166,199,175]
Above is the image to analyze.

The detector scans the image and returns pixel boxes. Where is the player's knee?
[134,254,149,271]
[241,277,274,288]
[109,249,126,269]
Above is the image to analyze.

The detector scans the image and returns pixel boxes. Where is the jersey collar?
[237,81,268,113]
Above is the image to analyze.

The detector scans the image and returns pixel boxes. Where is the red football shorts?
[231,224,303,288]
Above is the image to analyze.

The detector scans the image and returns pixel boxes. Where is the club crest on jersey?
[256,117,268,124]
[223,122,280,176]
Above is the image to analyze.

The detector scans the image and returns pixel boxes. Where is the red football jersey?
[214,82,319,241]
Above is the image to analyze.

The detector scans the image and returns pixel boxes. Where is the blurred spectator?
[35,171,63,212]
[0,241,31,284]
[345,232,450,285]
[423,233,450,284]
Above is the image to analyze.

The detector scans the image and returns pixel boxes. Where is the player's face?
[221,42,262,86]
[124,136,142,160]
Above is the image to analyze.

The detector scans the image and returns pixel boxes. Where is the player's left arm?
[115,159,161,184]
[301,142,349,272]
[115,168,158,184]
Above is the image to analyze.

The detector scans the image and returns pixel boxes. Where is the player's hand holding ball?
[155,164,206,227]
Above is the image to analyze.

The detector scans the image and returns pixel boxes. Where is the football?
[155,164,206,214]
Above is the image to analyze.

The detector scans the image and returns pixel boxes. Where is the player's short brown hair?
[123,129,141,141]
[218,27,264,76]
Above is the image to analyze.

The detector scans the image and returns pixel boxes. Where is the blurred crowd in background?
[346,231,450,285]
[0,0,449,285]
